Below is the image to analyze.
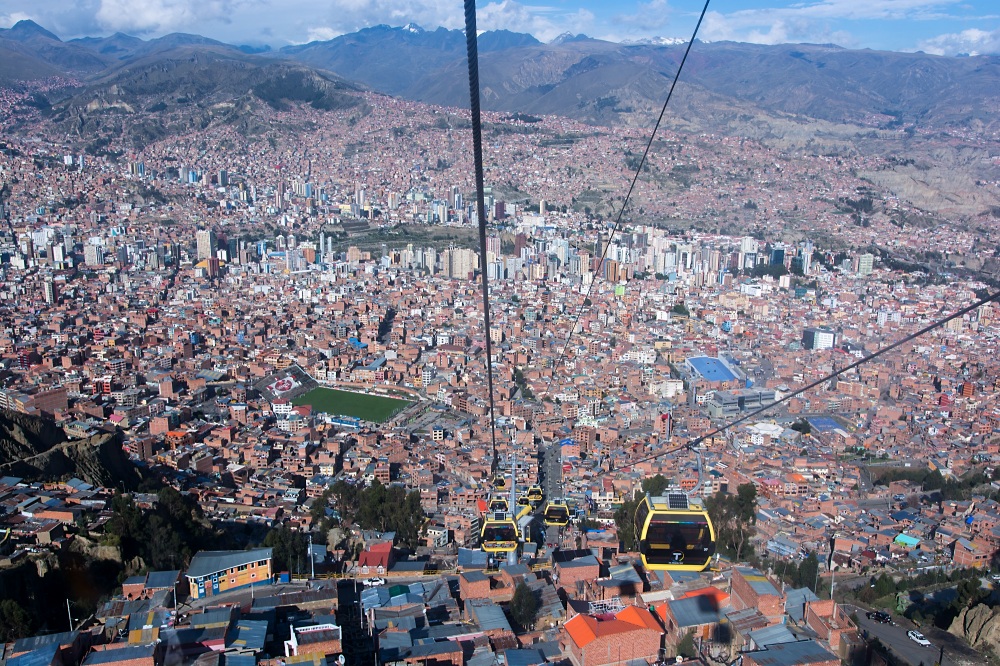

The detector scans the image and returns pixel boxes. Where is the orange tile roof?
[616,605,663,632]
[564,614,599,648]
[565,607,663,649]
[680,586,731,607]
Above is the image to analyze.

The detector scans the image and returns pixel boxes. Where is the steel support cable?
[554,0,713,368]
[464,0,500,473]
[614,288,1000,472]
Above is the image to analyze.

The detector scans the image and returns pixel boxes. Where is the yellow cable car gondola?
[543,500,571,527]
[633,493,715,571]
[526,485,544,506]
[480,511,519,554]
[492,475,508,491]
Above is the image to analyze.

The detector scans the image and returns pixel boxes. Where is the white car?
[362,577,386,587]
[907,630,932,647]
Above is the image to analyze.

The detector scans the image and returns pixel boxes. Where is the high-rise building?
[196,229,217,261]
[84,244,104,267]
[855,253,874,276]
[802,327,836,350]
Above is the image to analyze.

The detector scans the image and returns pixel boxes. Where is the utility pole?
[309,533,315,579]
[66,598,73,631]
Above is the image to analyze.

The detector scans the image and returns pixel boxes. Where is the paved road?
[540,443,563,501]
[844,604,982,666]
[539,443,566,545]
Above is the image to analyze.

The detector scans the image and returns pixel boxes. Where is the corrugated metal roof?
[749,624,798,648]
[5,644,59,666]
[226,620,268,651]
[742,640,836,666]
[84,645,156,666]
[186,548,272,579]
[12,632,77,654]
[666,595,723,628]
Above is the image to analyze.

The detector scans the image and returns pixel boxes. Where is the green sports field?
[292,387,411,423]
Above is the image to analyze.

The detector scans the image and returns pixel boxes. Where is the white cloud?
[613,0,674,31]
[476,1,595,42]
[701,1,972,47]
[304,26,341,43]
[0,11,32,26]
[917,27,1000,54]
[93,0,258,35]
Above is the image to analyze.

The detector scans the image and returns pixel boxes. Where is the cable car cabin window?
[545,507,569,521]
[641,514,714,564]
[634,499,650,531]
[482,524,516,542]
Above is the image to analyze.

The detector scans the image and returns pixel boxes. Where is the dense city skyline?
[1,0,1000,660]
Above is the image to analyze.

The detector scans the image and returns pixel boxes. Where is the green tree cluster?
[264,523,309,573]
[791,551,821,593]
[509,580,538,631]
[873,466,993,502]
[0,599,32,642]
[705,483,758,561]
[853,567,986,629]
[105,488,222,571]
[318,480,425,549]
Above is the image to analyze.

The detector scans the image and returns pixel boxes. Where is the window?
[238,564,248,571]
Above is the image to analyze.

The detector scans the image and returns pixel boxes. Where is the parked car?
[866,611,892,624]
[363,577,386,587]
[907,630,932,647]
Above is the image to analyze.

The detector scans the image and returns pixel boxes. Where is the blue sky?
[1,1,997,55]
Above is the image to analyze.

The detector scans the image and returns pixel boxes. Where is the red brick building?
[803,599,857,655]
[562,605,664,666]
[730,567,786,624]
[284,624,342,658]
[555,555,600,598]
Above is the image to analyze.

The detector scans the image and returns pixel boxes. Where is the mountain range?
[2,19,998,137]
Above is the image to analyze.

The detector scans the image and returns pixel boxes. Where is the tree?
[642,475,670,498]
[705,483,758,561]
[509,580,538,631]
[790,418,812,435]
[676,629,698,659]
[0,599,33,641]
[264,523,308,573]
[614,493,641,551]
[797,552,820,592]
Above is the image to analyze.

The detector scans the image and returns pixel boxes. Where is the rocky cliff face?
[949,603,1000,651]
[0,409,141,488]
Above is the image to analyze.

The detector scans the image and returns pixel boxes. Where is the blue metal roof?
[750,623,798,648]
[144,570,181,589]
[784,586,820,623]
[6,644,59,666]
[11,632,77,654]
[668,595,725,628]
[688,356,738,382]
[741,640,836,666]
